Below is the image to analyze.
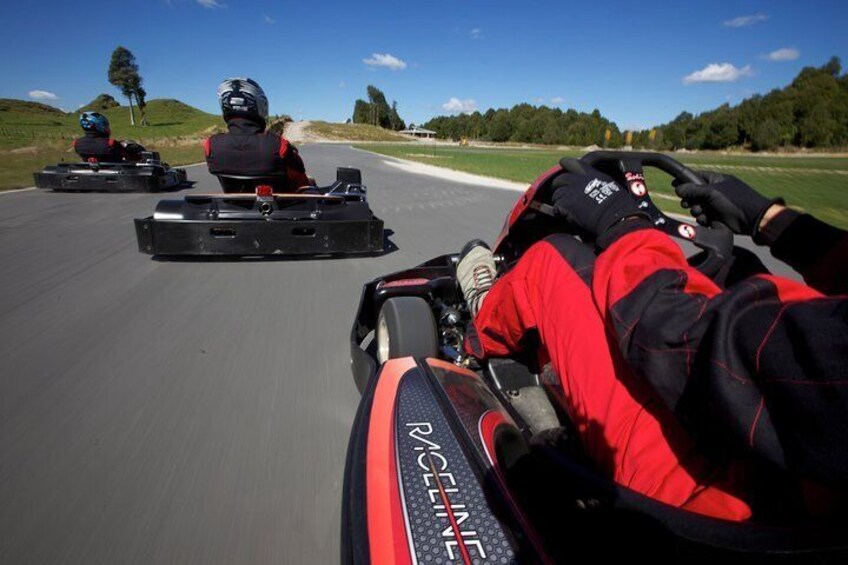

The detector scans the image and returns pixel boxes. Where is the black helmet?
[217,77,269,123]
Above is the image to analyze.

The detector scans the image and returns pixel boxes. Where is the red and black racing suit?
[204,117,311,193]
[74,132,139,162]
[466,210,848,521]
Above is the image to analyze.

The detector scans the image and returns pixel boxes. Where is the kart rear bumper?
[34,168,186,192]
[134,216,384,256]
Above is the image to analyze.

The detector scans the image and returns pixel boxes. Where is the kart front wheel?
[376,297,438,365]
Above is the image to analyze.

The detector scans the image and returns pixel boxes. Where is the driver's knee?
[532,234,596,286]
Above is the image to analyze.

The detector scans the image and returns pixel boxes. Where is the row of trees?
[653,57,848,150]
[423,57,848,151]
[107,46,147,126]
[352,85,405,130]
[424,105,624,147]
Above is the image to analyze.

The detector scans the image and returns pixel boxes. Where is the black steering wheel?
[561,151,733,278]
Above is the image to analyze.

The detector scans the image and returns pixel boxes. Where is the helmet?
[79,111,111,135]
[217,77,269,122]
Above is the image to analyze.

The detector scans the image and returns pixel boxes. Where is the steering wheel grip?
[559,152,733,280]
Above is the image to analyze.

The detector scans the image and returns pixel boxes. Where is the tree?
[135,85,148,126]
[352,86,403,130]
[389,101,405,131]
[108,46,145,126]
[353,99,370,124]
[751,119,781,151]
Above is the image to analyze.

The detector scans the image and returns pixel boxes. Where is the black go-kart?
[134,167,384,257]
[343,151,847,563]
[34,150,188,193]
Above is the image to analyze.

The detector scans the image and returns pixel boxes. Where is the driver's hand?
[551,164,648,246]
[673,171,783,236]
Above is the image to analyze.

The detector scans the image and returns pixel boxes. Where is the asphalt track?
[0,144,799,564]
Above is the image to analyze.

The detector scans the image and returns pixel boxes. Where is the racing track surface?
[0,144,799,564]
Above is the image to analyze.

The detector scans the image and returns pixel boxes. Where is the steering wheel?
[561,151,733,278]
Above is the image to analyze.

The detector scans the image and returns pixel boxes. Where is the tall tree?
[135,85,148,126]
[108,46,144,126]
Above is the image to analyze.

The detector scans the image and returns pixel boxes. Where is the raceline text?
[406,422,487,560]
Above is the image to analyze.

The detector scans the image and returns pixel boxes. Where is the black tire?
[376,297,438,364]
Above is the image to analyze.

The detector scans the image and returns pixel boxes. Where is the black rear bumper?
[34,168,186,192]
[135,216,384,256]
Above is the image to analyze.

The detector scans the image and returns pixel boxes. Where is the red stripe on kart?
[367,358,416,565]
[427,453,473,565]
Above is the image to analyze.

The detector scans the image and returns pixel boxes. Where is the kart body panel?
[34,156,187,193]
[135,171,384,257]
[341,356,546,564]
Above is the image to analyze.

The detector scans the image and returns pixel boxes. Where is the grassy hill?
[0,98,224,189]
[304,121,411,142]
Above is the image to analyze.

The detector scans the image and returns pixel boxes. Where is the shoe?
[457,239,496,317]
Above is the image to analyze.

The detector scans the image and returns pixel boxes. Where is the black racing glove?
[673,171,783,238]
[551,165,649,247]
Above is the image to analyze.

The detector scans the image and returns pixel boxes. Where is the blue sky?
[2,0,846,129]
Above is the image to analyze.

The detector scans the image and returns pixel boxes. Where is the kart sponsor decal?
[395,371,517,564]
[625,172,648,197]
[678,223,697,240]
[583,177,621,205]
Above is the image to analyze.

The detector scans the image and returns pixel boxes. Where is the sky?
[2,0,847,129]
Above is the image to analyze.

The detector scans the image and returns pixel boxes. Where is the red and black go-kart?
[342,151,847,563]
[134,167,384,257]
[34,149,188,193]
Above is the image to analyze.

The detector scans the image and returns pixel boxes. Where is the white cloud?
[196,0,224,8]
[338,80,346,89]
[442,97,477,114]
[263,15,275,24]
[683,63,753,84]
[723,13,768,27]
[470,28,482,39]
[765,47,799,61]
[363,53,407,71]
[28,90,58,101]
[533,97,545,104]
[551,96,565,105]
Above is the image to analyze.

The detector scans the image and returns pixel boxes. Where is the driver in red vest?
[457,165,848,521]
[204,77,313,193]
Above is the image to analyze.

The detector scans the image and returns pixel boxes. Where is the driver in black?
[204,77,312,193]
[74,111,143,162]
[457,165,848,521]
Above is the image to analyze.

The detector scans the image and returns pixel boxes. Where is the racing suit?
[74,132,139,162]
[466,211,848,521]
[204,117,311,193]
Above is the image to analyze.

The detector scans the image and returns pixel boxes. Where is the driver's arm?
[281,144,312,189]
[758,205,848,295]
[675,173,848,296]
[592,226,848,484]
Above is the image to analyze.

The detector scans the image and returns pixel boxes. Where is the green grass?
[355,144,848,228]
[306,121,411,142]
[0,98,220,189]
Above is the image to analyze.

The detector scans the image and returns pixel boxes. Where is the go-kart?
[34,150,188,192]
[342,152,847,563]
[134,167,384,257]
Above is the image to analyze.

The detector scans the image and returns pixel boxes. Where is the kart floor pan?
[135,216,384,256]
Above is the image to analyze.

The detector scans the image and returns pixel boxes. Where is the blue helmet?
[79,111,111,135]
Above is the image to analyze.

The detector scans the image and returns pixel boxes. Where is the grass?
[305,121,411,142]
[355,144,848,228]
[0,98,220,189]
